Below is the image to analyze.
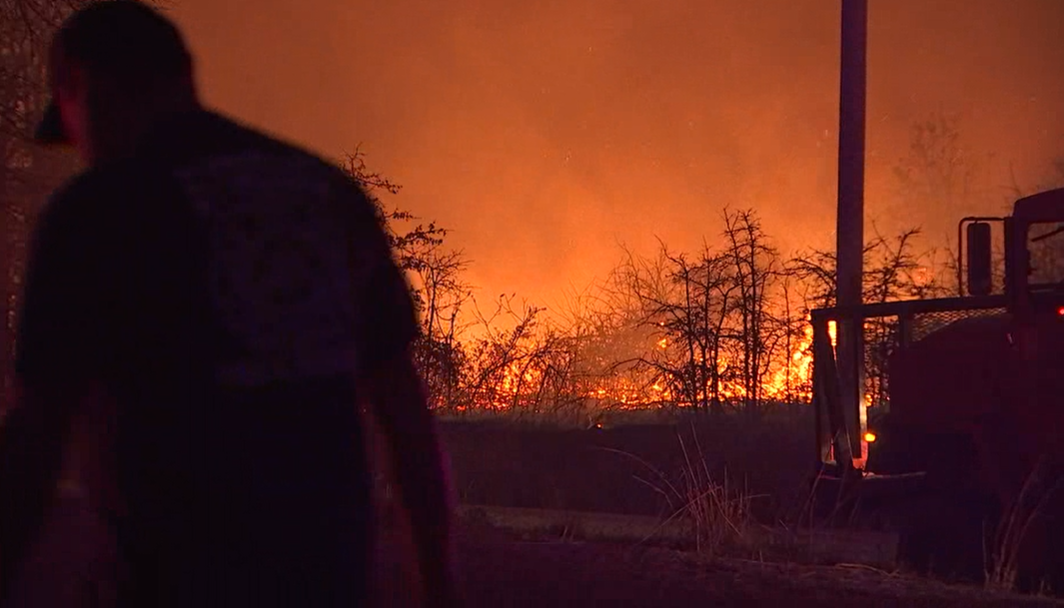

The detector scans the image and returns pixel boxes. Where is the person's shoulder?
[209,112,381,210]
[26,169,115,255]
[37,168,120,230]
[45,167,109,208]
[201,111,344,172]
[176,109,382,230]
[40,162,181,244]
[51,158,173,201]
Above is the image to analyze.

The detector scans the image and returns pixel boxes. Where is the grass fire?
[3,0,1064,606]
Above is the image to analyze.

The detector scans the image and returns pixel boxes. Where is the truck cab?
[808,188,1064,584]
[812,187,1064,482]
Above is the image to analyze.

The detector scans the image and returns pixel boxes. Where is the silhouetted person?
[0,1,458,606]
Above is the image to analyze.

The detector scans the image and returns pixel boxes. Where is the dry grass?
[422,414,1064,601]
[439,408,813,520]
[675,429,760,554]
[595,425,762,556]
[983,458,1064,594]
[454,517,1064,607]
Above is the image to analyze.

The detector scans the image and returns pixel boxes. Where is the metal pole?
[835,0,867,471]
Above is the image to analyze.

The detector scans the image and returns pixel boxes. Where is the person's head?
[35,1,200,165]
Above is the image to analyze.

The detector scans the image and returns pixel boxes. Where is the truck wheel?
[896,487,995,582]
[895,432,993,582]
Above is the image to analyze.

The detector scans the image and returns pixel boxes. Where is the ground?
[9,496,1064,607]
[371,520,1064,608]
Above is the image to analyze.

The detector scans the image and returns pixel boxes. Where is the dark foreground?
[372,520,1064,608]
[13,498,1064,607]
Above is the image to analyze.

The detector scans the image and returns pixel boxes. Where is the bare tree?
[552,281,650,418]
[408,248,471,411]
[341,149,448,277]
[340,148,473,411]
[456,296,588,423]
[415,249,469,339]
[789,226,946,408]
[606,241,737,415]
[595,211,790,417]
[594,246,679,409]
[720,208,784,416]
[774,275,810,403]
[789,226,942,307]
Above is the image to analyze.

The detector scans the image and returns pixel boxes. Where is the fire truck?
[811,187,1064,586]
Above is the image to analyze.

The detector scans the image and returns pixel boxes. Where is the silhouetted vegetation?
[345,149,947,422]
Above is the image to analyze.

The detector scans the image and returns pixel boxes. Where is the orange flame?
[483,318,837,411]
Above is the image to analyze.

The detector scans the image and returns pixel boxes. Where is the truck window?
[1028,222,1064,289]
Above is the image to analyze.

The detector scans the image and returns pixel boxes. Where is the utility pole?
[835,0,868,470]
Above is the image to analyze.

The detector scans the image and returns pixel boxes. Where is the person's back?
[1,3,459,607]
[112,109,398,606]
[6,108,401,606]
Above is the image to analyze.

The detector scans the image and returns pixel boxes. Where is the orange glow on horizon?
[172,0,1064,322]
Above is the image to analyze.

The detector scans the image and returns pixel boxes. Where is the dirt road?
[375,522,1064,608]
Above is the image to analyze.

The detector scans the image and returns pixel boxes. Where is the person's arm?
[0,184,118,601]
[0,382,122,608]
[362,351,459,606]
[0,198,79,594]
[343,184,459,606]
[0,382,71,596]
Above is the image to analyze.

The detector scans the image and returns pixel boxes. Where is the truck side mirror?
[967,222,992,296]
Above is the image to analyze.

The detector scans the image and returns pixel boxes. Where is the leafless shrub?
[599,426,760,556]
[788,225,947,408]
[984,459,1064,593]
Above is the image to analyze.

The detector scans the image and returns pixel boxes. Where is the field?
[11,407,1064,607]
[437,408,816,524]
[372,509,1064,607]
[360,410,1064,606]
[16,494,1064,607]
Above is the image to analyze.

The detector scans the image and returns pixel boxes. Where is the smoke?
[171,0,1064,309]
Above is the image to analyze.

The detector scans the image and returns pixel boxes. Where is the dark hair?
[50,0,192,91]
[36,1,195,144]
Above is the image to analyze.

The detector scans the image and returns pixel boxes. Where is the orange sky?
[168,0,1064,312]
